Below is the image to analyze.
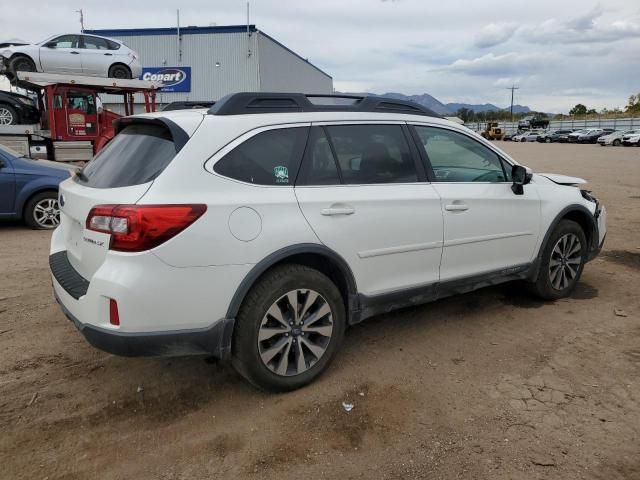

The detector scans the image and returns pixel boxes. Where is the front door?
[411,125,540,282]
[62,90,98,139]
[295,124,443,296]
[39,35,83,74]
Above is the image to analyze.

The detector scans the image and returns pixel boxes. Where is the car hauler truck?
[0,72,158,161]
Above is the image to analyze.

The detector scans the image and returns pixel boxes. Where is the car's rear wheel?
[530,220,586,300]
[613,139,621,146]
[108,64,132,79]
[232,264,345,391]
[24,191,60,230]
[545,137,551,143]
[10,55,36,74]
[0,104,17,125]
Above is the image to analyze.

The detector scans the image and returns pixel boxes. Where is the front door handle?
[104,53,113,56]
[445,204,469,212]
[321,205,355,216]
[70,51,80,55]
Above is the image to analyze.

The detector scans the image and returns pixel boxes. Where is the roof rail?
[207,92,441,118]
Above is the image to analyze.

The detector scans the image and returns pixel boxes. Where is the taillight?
[86,204,207,252]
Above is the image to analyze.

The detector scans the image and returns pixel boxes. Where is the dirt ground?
[1,143,639,480]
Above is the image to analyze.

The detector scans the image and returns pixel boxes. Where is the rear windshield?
[76,124,176,188]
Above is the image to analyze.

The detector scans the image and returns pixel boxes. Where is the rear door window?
[214,127,308,186]
[76,124,177,188]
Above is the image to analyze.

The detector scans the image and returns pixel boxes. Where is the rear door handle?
[321,205,355,216]
[445,204,469,212]
[104,53,113,56]
[70,51,80,55]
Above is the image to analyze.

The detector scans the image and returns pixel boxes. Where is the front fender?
[15,176,64,216]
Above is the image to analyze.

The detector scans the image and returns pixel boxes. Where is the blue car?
[0,143,75,229]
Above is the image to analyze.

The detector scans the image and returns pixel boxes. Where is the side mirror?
[511,164,532,195]
[44,42,56,48]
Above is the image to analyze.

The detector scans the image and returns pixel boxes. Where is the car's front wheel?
[613,139,621,146]
[530,220,586,300]
[24,191,60,230]
[232,264,345,391]
[108,64,132,79]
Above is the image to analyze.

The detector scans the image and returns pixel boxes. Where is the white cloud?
[474,22,518,48]
[446,52,554,76]
[520,7,640,44]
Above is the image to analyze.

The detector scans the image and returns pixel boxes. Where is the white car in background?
[49,93,607,391]
[1,33,142,79]
[621,130,640,146]
[513,130,543,142]
[597,130,633,147]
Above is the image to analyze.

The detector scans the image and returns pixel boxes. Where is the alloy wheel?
[549,233,582,290]
[0,107,14,125]
[258,289,333,377]
[33,198,60,228]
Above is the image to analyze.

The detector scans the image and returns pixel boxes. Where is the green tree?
[455,107,474,123]
[569,104,588,116]
[626,94,640,114]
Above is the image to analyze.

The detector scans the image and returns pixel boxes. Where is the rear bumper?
[49,246,248,358]
[54,288,234,357]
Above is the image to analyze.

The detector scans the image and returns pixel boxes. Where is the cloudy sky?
[2,0,639,112]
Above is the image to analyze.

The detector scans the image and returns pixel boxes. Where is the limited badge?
[273,166,289,183]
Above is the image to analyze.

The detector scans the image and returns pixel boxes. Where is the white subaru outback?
[50,93,606,391]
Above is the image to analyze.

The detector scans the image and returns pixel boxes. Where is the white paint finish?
[538,173,587,185]
[295,183,443,295]
[228,206,262,242]
[50,109,607,339]
[358,240,442,259]
[433,182,541,281]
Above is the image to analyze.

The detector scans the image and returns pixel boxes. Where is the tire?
[545,137,551,143]
[613,139,621,147]
[9,55,36,74]
[24,191,60,230]
[529,220,587,300]
[0,104,18,125]
[231,264,346,392]
[108,64,132,79]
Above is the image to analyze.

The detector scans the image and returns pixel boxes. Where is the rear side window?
[214,127,308,186]
[77,124,176,188]
[299,124,418,185]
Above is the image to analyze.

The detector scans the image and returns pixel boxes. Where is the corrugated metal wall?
[103,31,260,112]
[257,33,333,94]
[100,29,332,113]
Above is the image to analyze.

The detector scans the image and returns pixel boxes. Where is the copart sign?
[140,67,191,92]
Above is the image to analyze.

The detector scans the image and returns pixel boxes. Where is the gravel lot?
[1,143,639,480]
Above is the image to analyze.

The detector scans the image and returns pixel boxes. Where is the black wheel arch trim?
[529,204,599,281]
[225,243,359,321]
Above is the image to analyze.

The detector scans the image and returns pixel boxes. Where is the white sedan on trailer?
[1,34,142,79]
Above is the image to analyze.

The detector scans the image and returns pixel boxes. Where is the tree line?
[456,92,640,123]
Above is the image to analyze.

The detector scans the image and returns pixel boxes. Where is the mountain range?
[343,92,532,115]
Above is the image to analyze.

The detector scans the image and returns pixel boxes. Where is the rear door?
[58,122,183,279]
[79,35,115,76]
[39,35,83,73]
[411,124,540,282]
[295,123,443,296]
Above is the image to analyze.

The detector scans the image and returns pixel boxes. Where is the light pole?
[507,85,520,124]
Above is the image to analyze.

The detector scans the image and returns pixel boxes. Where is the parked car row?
[501,128,640,146]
